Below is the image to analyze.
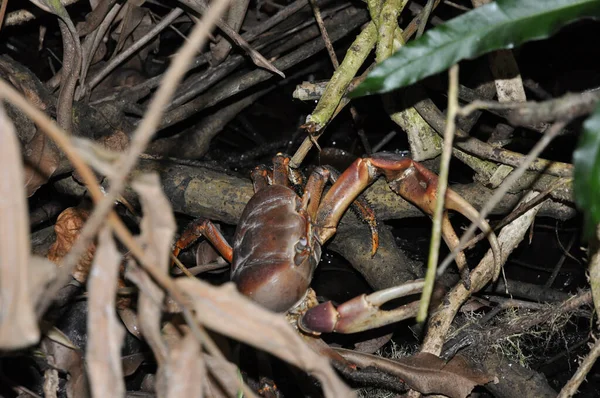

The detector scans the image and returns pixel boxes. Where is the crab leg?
[299,280,425,334]
[172,218,233,264]
[304,166,379,255]
[314,152,501,281]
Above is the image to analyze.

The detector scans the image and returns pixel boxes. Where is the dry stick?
[178,0,284,78]
[558,338,600,397]
[417,64,458,322]
[463,177,571,250]
[416,0,437,38]
[78,3,122,95]
[6,0,81,26]
[308,0,338,69]
[86,7,184,92]
[31,0,83,133]
[545,232,577,288]
[436,119,569,277]
[308,0,371,153]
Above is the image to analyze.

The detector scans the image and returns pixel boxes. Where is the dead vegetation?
[0,0,599,397]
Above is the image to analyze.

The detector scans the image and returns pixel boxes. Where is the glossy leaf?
[574,102,600,237]
[353,0,600,97]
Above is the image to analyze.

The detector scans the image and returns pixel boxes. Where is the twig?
[33,0,82,133]
[309,0,338,69]
[416,0,436,38]
[436,119,569,277]
[291,0,443,167]
[290,21,377,167]
[161,7,369,130]
[460,90,600,127]
[309,0,371,153]
[463,177,571,252]
[545,232,577,288]
[371,131,397,152]
[179,0,284,78]
[86,8,184,93]
[418,64,458,322]
[416,99,573,177]
[6,0,81,26]
[77,3,122,94]
[423,191,544,357]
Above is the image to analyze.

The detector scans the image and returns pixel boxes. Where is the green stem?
[308,22,377,130]
[417,64,460,322]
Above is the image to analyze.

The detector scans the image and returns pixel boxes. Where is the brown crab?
[172,152,501,335]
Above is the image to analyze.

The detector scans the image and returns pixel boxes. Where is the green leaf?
[352,0,600,97]
[574,102,600,238]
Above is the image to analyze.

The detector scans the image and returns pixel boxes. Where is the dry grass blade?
[86,227,125,398]
[176,278,354,397]
[337,349,496,398]
[0,103,39,349]
[127,173,177,365]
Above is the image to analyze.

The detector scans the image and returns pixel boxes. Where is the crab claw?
[313,152,502,284]
[299,280,425,334]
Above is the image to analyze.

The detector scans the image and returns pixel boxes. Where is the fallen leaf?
[335,348,496,398]
[157,331,206,398]
[44,325,78,350]
[122,352,148,377]
[0,103,39,349]
[23,130,60,196]
[48,207,95,284]
[41,338,89,398]
[175,278,354,398]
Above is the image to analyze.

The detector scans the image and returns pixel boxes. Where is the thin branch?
[418,64,458,322]
[557,336,600,398]
[437,119,569,276]
[85,8,184,93]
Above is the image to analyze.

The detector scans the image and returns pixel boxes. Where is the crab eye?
[295,237,309,253]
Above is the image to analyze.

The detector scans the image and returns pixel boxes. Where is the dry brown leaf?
[122,352,148,377]
[127,173,176,365]
[157,332,206,398]
[0,103,39,349]
[48,207,96,283]
[336,349,496,398]
[204,354,243,398]
[87,227,125,398]
[117,306,143,339]
[175,278,354,398]
[353,332,393,354]
[1,60,59,196]
[44,324,78,350]
[23,130,60,196]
